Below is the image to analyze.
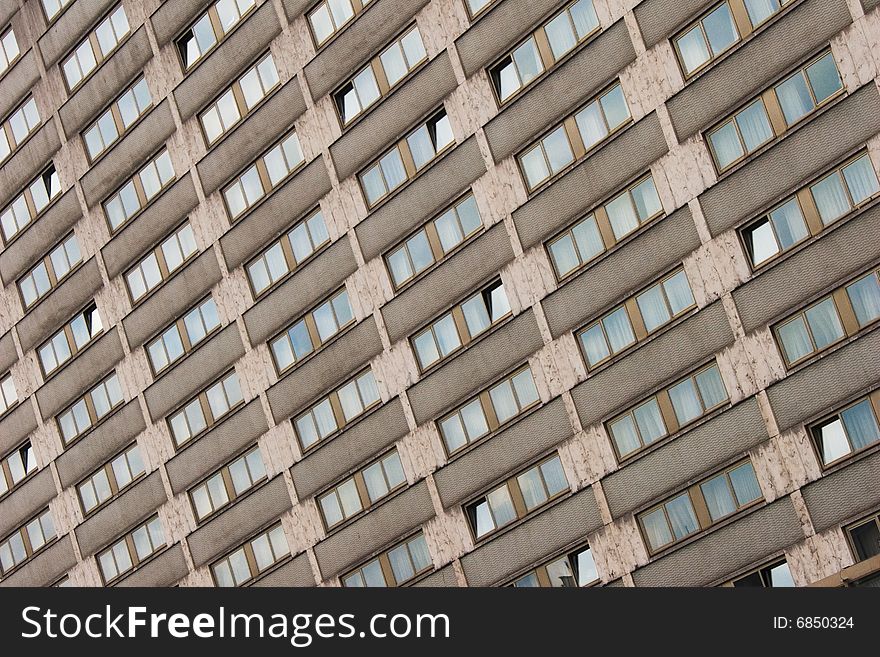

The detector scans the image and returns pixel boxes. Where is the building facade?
[1,0,879,588]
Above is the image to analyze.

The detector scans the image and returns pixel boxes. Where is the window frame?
[60,3,131,93]
[209,521,290,587]
[507,542,600,588]
[37,301,104,379]
[145,295,222,377]
[187,444,267,524]
[0,24,20,77]
[0,440,38,500]
[81,75,152,164]
[0,370,18,420]
[173,0,258,73]
[56,370,125,448]
[0,94,41,165]
[306,0,376,50]
[1,164,63,247]
[0,508,56,576]
[75,442,146,517]
[724,557,794,587]
[124,220,199,307]
[16,231,82,311]
[102,148,176,234]
[97,514,166,585]
[167,370,244,450]
[341,530,433,587]
[808,389,880,470]
[846,512,880,564]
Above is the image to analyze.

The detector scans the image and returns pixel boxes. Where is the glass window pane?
[804,298,844,350]
[473,501,495,537]
[775,72,814,126]
[512,369,539,408]
[606,193,639,240]
[840,400,880,451]
[489,380,518,424]
[695,366,727,409]
[811,173,851,225]
[744,0,780,26]
[379,149,407,191]
[710,121,743,169]
[633,398,667,444]
[700,474,737,521]
[545,13,577,61]
[461,295,490,337]
[677,25,710,75]
[542,126,574,174]
[455,399,486,442]
[846,274,880,327]
[703,3,738,55]
[540,457,568,496]
[512,39,543,87]
[815,418,850,464]
[842,156,880,206]
[380,43,407,86]
[487,486,516,527]
[401,28,426,67]
[440,414,467,452]
[600,85,630,131]
[572,216,604,262]
[637,284,671,332]
[736,101,773,153]
[361,560,385,587]
[806,53,842,104]
[521,145,550,189]
[602,307,635,353]
[413,330,440,368]
[388,545,414,584]
[729,463,762,505]
[580,324,610,366]
[550,234,579,277]
[669,378,703,424]
[778,315,812,363]
[631,177,662,221]
[434,210,463,253]
[664,271,695,315]
[665,494,699,540]
[769,199,808,251]
[610,415,641,456]
[574,101,607,148]
[641,507,673,550]
[337,478,361,516]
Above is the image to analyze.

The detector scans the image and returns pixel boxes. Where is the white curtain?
[700,476,736,521]
[602,307,636,353]
[812,174,851,224]
[846,275,880,326]
[841,401,880,450]
[842,156,880,205]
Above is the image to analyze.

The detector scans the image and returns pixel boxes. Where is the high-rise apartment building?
[1,0,879,589]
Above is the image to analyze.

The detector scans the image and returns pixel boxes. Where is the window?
[308,0,376,47]
[294,369,380,452]
[519,82,630,192]
[104,150,175,232]
[412,279,510,372]
[464,0,496,19]
[0,509,55,575]
[211,523,289,586]
[97,516,165,584]
[318,449,406,531]
[0,441,37,498]
[490,1,599,103]
[176,0,257,70]
[386,194,482,289]
[342,532,432,587]
[77,444,145,515]
[125,222,198,304]
[728,558,795,587]
[775,269,880,367]
[466,454,569,541]
[607,362,728,460]
[168,371,243,448]
[62,4,130,90]
[83,77,151,162]
[199,52,279,145]
[0,372,17,417]
[0,25,19,75]
[577,268,695,370]
[742,152,879,268]
[707,51,843,173]
[547,174,663,280]
[57,372,124,446]
[638,460,763,554]
[810,390,880,467]
[674,1,743,78]
[18,233,81,309]
[0,96,40,164]
[774,51,843,127]
[41,0,75,22]
[438,365,539,456]
[334,25,426,126]
[246,209,330,298]
[848,513,880,562]
[1,165,62,244]
[147,297,221,375]
[269,288,354,374]
[742,0,795,28]
[38,302,103,376]
[222,130,304,220]
[359,109,454,208]
[190,446,266,522]
[511,544,599,587]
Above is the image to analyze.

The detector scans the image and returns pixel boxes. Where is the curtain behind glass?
[811,174,851,224]
[846,275,880,326]
[842,157,880,205]
[841,401,880,450]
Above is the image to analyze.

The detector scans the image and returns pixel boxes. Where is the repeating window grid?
[189,446,266,523]
[727,558,795,587]
[411,280,511,372]
[222,131,304,220]
[38,303,103,377]
[57,372,124,446]
[607,362,729,461]
[577,268,696,370]
[199,53,279,146]
[168,371,243,448]
[0,96,40,163]
[62,4,130,91]
[246,209,330,298]
[438,365,540,456]
[308,0,376,48]
[385,194,483,290]
[773,51,844,129]
[0,25,19,74]
[0,165,62,245]
[83,77,151,162]
[18,233,82,309]
[359,109,455,208]
[810,389,880,468]
[466,454,569,542]
[147,297,221,375]
[211,523,289,587]
[518,82,630,192]
[334,25,426,126]
[269,289,354,374]
[638,460,763,554]
[0,441,37,498]
[318,449,407,532]
[104,150,175,232]
[707,52,844,173]
[847,514,880,563]
[97,516,165,585]
[342,532,432,587]
[0,509,56,575]
[489,0,599,105]
[741,152,880,269]
[510,545,599,588]
[76,444,146,515]
[293,369,380,452]
[125,222,198,304]
[774,269,880,368]
[547,173,663,280]
[0,372,17,417]
[176,0,257,71]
